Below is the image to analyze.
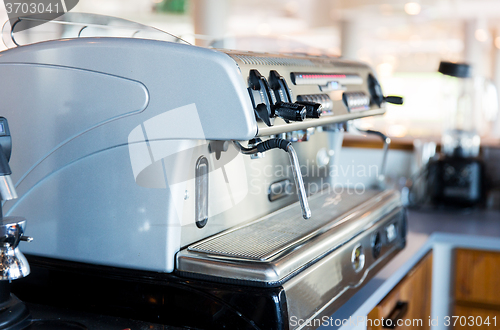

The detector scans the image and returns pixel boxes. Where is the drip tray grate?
[188,190,379,261]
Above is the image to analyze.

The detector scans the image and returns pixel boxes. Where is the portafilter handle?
[0,217,32,281]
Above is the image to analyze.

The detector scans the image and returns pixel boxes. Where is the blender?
[427,61,485,207]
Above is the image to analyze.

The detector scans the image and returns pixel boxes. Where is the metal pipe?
[286,145,311,219]
[351,127,391,187]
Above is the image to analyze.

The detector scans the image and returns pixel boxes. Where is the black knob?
[295,101,322,118]
[368,73,384,107]
[274,102,306,122]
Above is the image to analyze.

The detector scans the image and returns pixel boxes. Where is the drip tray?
[176,189,405,287]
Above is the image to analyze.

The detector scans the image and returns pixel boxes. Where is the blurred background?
[1,0,500,205]
[2,0,500,141]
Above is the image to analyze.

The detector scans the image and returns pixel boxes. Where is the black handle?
[382,301,408,329]
[295,100,322,118]
[268,70,292,103]
[248,70,274,126]
[274,102,306,122]
[384,96,404,105]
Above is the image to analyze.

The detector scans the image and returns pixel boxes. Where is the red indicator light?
[298,74,347,79]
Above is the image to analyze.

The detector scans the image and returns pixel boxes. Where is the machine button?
[297,94,333,114]
[351,244,365,272]
[386,223,397,243]
[371,232,382,259]
[342,91,370,112]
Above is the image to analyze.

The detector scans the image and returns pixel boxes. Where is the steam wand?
[234,138,311,219]
[348,124,391,189]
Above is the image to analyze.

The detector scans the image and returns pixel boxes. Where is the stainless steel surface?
[0,38,257,272]
[287,145,311,219]
[0,217,31,280]
[233,137,313,220]
[0,175,17,201]
[268,179,292,202]
[180,132,332,251]
[177,189,402,284]
[284,207,405,330]
[3,12,190,48]
[256,109,386,136]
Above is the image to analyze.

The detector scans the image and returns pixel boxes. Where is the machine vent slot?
[230,54,315,67]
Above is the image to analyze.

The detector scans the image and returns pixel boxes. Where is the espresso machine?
[0,14,406,329]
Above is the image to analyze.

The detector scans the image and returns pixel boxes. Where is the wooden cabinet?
[368,252,433,330]
[453,249,500,329]
[367,248,500,330]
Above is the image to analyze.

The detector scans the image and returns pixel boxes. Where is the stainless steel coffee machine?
[1,14,406,330]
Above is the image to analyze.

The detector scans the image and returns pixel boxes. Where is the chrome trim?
[0,175,17,201]
[284,208,405,330]
[0,217,31,281]
[195,156,209,228]
[176,190,402,285]
[256,109,386,137]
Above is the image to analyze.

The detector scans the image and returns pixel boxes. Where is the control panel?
[223,50,403,136]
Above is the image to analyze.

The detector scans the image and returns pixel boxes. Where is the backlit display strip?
[291,72,363,86]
